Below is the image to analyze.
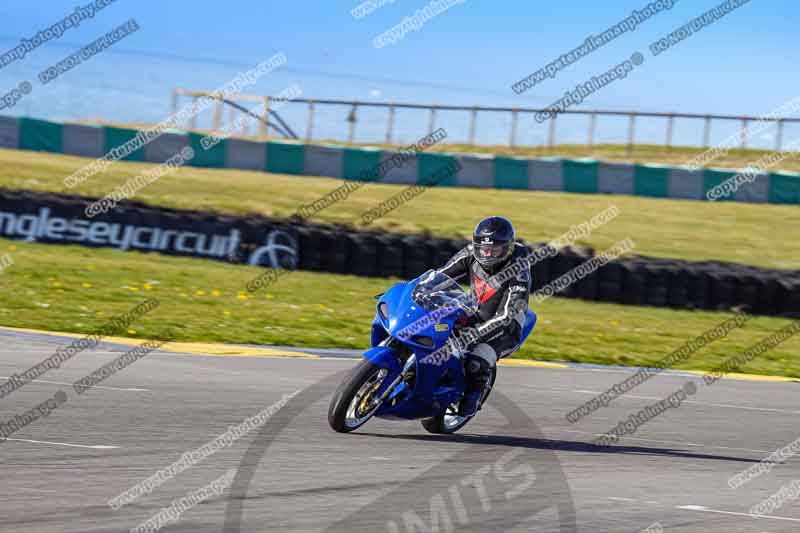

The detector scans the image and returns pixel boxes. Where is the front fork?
[375,353,416,406]
[362,339,417,410]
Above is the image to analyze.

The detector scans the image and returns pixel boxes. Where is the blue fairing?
[517,309,538,351]
[363,346,402,373]
[369,277,439,347]
[364,270,537,421]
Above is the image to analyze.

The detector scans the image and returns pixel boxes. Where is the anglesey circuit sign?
[247,230,298,268]
[0,193,298,269]
[0,207,241,258]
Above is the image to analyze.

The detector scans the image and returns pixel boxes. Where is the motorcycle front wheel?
[328,360,388,433]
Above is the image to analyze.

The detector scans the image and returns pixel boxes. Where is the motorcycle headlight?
[378,302,388,320]
[411,335,433,347]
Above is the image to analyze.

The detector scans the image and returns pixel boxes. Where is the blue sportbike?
[328,270,537,434]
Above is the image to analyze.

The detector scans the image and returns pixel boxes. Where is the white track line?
[677,505,800,522]
[16,487,59,493]
[711,444,773,453]
[571,367,697,377]
[573,390,800,415]
[5,437,119,449]
[0,376,149,392]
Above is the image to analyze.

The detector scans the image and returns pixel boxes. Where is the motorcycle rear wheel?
[328,360,387,433]
[421,367,497,434]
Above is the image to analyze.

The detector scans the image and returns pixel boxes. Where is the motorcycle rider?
[435,216,532,417]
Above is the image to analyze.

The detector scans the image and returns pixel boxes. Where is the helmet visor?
[474,242,510,260]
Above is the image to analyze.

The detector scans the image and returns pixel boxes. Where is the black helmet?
[472,216,515,269]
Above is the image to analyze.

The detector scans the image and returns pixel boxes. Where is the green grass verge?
[1,238,798,377]
[1,148,799,270]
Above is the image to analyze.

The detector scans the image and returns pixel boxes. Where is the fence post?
[306,100,315,142]
[240,104,249,136]
[347,103,358,143]
[626,114,636,157]
[548,114,557,152]
[212,94,223,131]
[510,109,518,147]
[260,96,270,137]
[588,112,596,147]
[189,96,198,131]
[703,115,711,148]
[740,118,749,149]
[428,105,437,135]
[776,119,784,152]
[228,104,238,133]
[665,114,674,150]
[386,103,395,145]
[238,104,246,133]
[468,107,478,145]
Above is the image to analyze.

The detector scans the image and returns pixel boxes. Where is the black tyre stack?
[5,188,797,318]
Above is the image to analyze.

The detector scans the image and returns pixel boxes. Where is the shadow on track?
[356,432,762,464]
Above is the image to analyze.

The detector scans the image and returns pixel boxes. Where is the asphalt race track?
[1,329,799,532]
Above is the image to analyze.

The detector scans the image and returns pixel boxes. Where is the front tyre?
[328,360,388,433]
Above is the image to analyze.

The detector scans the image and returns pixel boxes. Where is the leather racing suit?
[435,242,532,410]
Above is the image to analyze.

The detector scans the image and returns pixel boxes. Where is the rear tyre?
[421,367,497,434]
[328,360,387,433]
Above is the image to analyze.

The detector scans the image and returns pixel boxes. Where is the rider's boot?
[458,390,483,417]
[459,356,492,417]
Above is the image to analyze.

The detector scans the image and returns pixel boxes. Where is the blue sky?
[0,0,797,147]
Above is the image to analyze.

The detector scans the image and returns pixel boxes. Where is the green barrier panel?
[19,118,63,153]
[417,152,458,186]
[563,159,598,193]
[703,169,737,202]
[494,156,529,189]
[189,133,226,168]
[266,141,304,174]
[633,165,670,198]
[104,126,145,161]
[769,173,800,204]
[343,148,382,181]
